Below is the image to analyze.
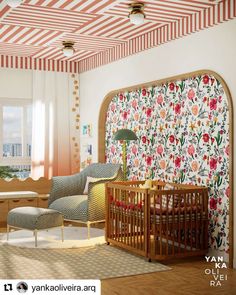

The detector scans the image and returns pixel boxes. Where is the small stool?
[7,207,64,247]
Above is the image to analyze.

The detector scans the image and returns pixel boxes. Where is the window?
[0,99,32,179]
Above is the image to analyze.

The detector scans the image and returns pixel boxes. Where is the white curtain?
[30,71,73,179]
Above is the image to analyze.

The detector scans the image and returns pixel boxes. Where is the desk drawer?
[37,196,48,208]
[9,198,37,209]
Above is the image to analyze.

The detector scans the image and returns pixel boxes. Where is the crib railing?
[106,181,208,261]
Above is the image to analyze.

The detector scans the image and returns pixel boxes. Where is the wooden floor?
[1,226,235,294]
[101,257,236,295]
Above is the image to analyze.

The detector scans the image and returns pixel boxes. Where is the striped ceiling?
[0,0,235,73]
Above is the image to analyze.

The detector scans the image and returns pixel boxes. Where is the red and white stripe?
[0,0,235,73]
[0,54,78,73]
[50,33,127,50]
[25,0,118,13]
[0,42,41,56]
[75,15,162,40]
[2,3,96,31]
[0,24,63,46]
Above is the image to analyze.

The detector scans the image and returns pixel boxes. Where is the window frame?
[0,98,32,167]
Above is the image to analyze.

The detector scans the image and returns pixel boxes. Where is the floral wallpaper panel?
[105,73,230,255]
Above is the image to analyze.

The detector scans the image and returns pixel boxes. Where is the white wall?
[0,68,32,99]
[79,18,236,267]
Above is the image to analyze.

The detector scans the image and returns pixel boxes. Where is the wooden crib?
[105,180,208,261]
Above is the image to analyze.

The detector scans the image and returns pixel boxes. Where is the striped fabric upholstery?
[7,207,63,230]
[49,163,123,223]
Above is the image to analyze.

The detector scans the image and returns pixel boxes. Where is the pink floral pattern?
[105,74,230,255]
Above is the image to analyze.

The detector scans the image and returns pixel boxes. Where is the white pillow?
[83,176,100,194]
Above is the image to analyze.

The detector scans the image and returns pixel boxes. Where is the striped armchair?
[48,163,123,238]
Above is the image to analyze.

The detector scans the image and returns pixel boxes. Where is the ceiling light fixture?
[62,41,75,57]
[6,0,23,8]
[128,2,145,25]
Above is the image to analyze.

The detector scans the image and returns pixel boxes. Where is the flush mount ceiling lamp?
[128,2,145,25]
[6,0,23,8]
[62,41,75,57]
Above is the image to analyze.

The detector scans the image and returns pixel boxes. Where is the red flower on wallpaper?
[226,187,230,197]
[174,103,181,114]
[141,136,147,144]
[142,89,147,96]
[131,99,137,109]
[225,144,230,156]
[146,156,152,166]
[210,158,217,170]
[169,82,175,91]
[111,145,116,154]
[157,95,163,104]
[146,108,152,117]
[169,135,175,143]
[210,198,217,210]
[175,157,181,168]
[203,75,209,84]
[119,93,124,100]
[156,145,163,154]
[202,133,210,143]
[111,103,116,112]
[187,145,195,156]
[210,98,217,110]
[123,111,128,120]
[131,145,138,155]
[188,89,195,100]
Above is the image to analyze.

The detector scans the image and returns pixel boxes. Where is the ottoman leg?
[87,222,91,240]
[7,224,10,241]
[34,229,38,247]
[61,225,64,242]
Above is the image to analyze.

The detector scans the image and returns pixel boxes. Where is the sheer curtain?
[30,71,73,179]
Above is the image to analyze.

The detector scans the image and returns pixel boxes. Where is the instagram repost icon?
[16,282,28,293]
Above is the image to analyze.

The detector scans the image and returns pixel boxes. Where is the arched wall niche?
[98,70,233,267]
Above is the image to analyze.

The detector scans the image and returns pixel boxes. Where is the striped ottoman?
[7,207,64,247]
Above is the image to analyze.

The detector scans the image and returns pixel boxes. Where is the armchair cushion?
[49,195,88,222]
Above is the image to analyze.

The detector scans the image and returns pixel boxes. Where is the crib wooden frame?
[105,181,208,261]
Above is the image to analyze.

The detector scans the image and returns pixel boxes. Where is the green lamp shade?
[113,129,138,141]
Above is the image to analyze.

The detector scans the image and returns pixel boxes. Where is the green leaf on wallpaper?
[178,81,185,93]
[215,235,222,248]
[216,173,223,187]
[197,131,202,143]
[216,79,220,87]
[179,170,185,183]
[195,76,202,86]
[179,135,185,146]
[214,131,222,146]
[150,87,154,97]
[150,136,154,146]
[127,92,130,101]
[151,169,155,179]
